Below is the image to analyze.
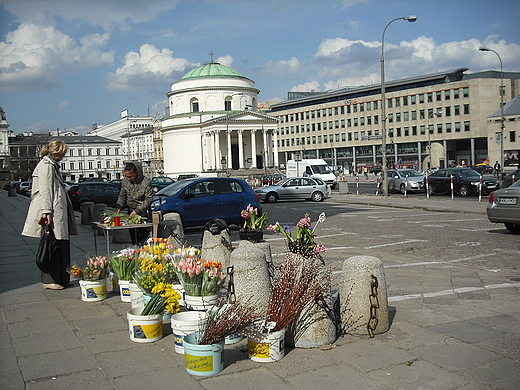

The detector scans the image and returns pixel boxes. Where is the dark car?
[369,166,382,174]
[469,165,494,175]
[487,180,520,234]
[502,170,520,188]
[68,182,121,211]
[177,174,198,181]
[152,177,261,228]
[425,168,499,197]
[79,177,108,183]
[109,179,122,186]
[3,181,20,190]
[151,176,174,192]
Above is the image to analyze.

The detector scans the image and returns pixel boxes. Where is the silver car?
[387,169,425,194]
[486,180,520,234]
[255,177,328,203]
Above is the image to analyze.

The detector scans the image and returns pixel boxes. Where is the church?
[160,60,279,177]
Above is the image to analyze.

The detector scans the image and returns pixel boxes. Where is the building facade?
[269,68,520,173]
[160,62,279,177]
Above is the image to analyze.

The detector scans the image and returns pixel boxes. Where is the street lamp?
[479,46,504,182]
[381,15,417,196]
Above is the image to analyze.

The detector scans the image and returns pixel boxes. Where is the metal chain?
[227,265,236,304]
[367,274,379,338]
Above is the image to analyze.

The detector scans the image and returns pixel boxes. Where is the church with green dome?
[160,61,279,176]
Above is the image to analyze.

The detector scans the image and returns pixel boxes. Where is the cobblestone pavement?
[1,190,519,390]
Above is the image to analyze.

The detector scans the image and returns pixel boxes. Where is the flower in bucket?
[240,204,268,231]
[202,261,226,296]
[140,282,181,316]
[267,212,326,258]
[108,248,138,281]
[133,256,167,294]
[70,255,109,281]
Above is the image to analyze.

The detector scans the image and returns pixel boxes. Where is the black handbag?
[36,224,60,274]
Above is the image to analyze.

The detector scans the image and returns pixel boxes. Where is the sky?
[1,0,520,135]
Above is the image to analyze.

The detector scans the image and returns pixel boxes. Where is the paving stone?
[73,316,127,336]
[201,366,296,390]
[3,301,62,324]
[25,368,115,390]
[12,328,84,356]
[79,330,137,355]
[113,366,205,389]
[429,320,509,344]
[462,358,520,390]
[0,368,25,390]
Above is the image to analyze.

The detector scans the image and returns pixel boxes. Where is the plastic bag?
[35,224,60,274]
[203,218,228,235]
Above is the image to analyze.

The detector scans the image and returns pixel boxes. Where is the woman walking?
[22,140,78,290]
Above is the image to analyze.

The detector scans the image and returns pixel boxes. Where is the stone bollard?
[92,203,107,236]
[8,186,17,197]
[80,201,94,225]
[161,213,184,246]
[338,180,349,195]
[339,255,389,336]
[286,253,337,348]
[229,240,271,313]
[201,230,233,270]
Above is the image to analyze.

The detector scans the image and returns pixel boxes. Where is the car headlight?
[471,181,480,186]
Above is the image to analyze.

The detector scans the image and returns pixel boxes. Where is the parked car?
[261,174,285,186]
[255,177,328,203]
[369,166,382,175]
[486,180,520,234]
[387,169,425,194]
[502,169,520,188]
[151,176,174,192]
[152,177,261,228]
[68,182,121,211]
[177,174,198,181]
[4,181,20,190]
[469,165,494,175]
[425,168,499,197]
[79,177,108,183]
[16,181,32,195]
[109,179,122,186]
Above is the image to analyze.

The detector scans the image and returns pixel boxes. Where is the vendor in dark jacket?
[116,162,153,245]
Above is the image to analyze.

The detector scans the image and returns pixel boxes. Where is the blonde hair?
[41,139,68,157]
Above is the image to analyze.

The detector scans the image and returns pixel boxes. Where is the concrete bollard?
[338,180,349,195]
[92,204,107,235]
[339,255,389,336]
[161,213,184,247]
[201,229,232,270]
[229,240,271,313]
[8,186,17,197]
[80,201,94,225]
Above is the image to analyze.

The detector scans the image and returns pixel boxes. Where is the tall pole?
[381,15,417,196]
[479,46,504,183]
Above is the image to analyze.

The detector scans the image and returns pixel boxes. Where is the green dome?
[180,62,247,80]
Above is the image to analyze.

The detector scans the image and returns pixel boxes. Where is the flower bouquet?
[102,211,148,226]
[140,282,181,316]
[239,204,268,242]
[70,255,109,281]
[108,248,138,281]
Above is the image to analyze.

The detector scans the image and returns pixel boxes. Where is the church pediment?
[210,110,277,124]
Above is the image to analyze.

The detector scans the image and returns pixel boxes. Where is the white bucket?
[225,334,244,345]
[142,294,173,324]
[184,295,218,311]
[118,280,131,302]
[129,282,144,310]
[127,308,163,343]
[171,311,208,354]
[79,280,107,302]
[248,329,286,363]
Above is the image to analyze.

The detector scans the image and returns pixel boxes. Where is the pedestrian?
[116,162,153,245]
[22,140,78,290]
[364,167,368,180]
[493,161,501,177]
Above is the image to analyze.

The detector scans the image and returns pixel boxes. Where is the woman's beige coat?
[22,155,78,240]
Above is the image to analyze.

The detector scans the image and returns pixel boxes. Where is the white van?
[286,159,337,189]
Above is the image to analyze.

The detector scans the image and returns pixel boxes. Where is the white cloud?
[106,44,199,91]
[289,80,321,92]
[0,23,114,93]
[254,57,302,76]
[56,100,69,110]
[217,55,233,67]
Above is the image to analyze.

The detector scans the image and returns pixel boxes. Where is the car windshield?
[310,165,332,174]
[457,169,481,177]
[276,178,291,186]
[399,170,422,177]
[156,179,197,196]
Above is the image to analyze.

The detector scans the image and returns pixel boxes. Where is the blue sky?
[1,0,520,135]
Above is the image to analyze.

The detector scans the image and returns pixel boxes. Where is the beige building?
[269,68,520,173]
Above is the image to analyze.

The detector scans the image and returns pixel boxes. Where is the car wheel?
[400,183,406,194]
[265,192,278,203]
[311,191,324,202]
[459,184,470,197]
[426,183,435,195]
[505,223,520,234]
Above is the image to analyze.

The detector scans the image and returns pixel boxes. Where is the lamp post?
[381,15,417,196]
[479,46,504,183]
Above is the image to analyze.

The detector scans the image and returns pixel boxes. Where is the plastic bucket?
[127,308,163,343]
[225,334,244,345]
[171,311,208,354]
[247,329,286,363]
[184,295,218,311]
[79,280,107,302]
[183,331,224,376]
[129,282,144,310]
[142,294,173,324]
[118,280,131,302]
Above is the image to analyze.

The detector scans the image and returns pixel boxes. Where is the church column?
[238,129,244,169]
[250,129,257,168]
[273,128,279,168]
[227,129,232,170]
[211,131,217,170]
[262,128,269,168]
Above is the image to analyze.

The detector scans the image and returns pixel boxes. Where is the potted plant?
[239,204,269,242]
[70,255,109,301]
[109,248,138,302]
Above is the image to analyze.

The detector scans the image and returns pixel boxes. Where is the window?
[428,124,434,134]
[88,161,93,169]
[354,118,358,126]
[427,93,433,103]
[88,149,92,156]
[446,123,452,133]
[359,103,364,112]
[436,91,442,101]
[463,87,469,98]
[464,121,470,131]
[396,113,401,122]
[419,94,424,104]
[454,105,460,115]
[454,88,460,99]
[191,98,199,112]
[463,104,470,115]
[411,111,417,120]
[79,162,83,170]
[411,95,416,104]
[335,120,339,128]
[354,132,359,140]
[396,128,401,137]
[353,104,358,113]
[69,149,74,157]
[317,123,321,130]
[404,127,409,136]
[388,113,393,123]
[311,111,315,119]
[341,133,346,141]
[367,116,372,125]
[329,121,333,129]
[455,122,461,132]
[437,124,442,134]
[106,148,110,155]
[420,125,425,135]
[224,100,231,111]
[335,107,339,115]
[317,136,322,144]
[346,106,351,114]
[341,119,345,128]
[322,109,327,117]
[373,101,378,110]
[69,162,74,170]
[404,112,409,121]
[509,131,516,142]
[395,98,400,107]
[420,109,425,120]
[388,128,394,137]
[403,96,408,105]
[387,99,392,108]
[366,102,371,111]
[329,134,333,142]
[445,90,450,100]
[374,115,379,124]
[317,110,320,118]
[328,108,333,116]
[412,126,417,136]
[360,117,365,126]
[341,106,345,114]
[348,133,352,141]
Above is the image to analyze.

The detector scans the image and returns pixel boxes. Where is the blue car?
[152,177,262,228]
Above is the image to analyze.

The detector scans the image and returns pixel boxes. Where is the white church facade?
[160,62,279,177]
